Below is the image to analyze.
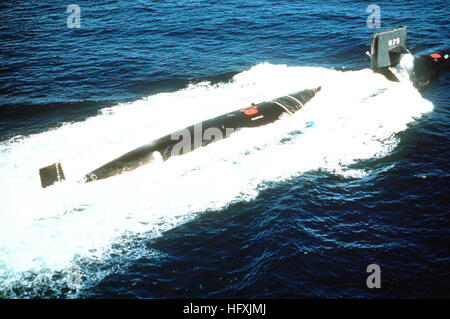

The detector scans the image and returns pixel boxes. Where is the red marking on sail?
[243,108,259,116]
[430,53,442,59]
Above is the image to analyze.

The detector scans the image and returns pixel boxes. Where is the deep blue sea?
[0,0,448,299]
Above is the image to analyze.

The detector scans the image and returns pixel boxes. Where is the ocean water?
[0,0,448,298]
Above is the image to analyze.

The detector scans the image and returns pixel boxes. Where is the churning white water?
[0,58,433,297]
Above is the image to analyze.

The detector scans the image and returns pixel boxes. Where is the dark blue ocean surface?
[0,0,448,299]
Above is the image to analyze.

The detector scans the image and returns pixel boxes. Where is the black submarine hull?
[81,87,321,183]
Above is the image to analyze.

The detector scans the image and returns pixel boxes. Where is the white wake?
[0,59,433,297]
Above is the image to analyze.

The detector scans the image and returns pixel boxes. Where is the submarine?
[39,26,449,188]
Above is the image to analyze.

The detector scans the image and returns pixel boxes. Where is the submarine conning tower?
[369,26,449,88]
[370,25,409,70]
